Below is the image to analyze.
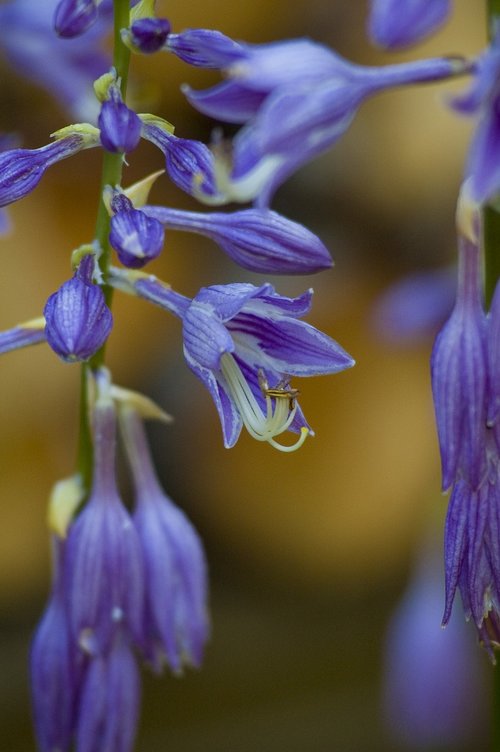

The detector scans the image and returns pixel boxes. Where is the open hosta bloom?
[111,273,354,451]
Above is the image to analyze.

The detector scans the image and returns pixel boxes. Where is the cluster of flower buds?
[30,368,209,750]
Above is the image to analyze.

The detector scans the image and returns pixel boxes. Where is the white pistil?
[220,353,309,452]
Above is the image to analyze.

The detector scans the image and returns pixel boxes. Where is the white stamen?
[220,353,309,452]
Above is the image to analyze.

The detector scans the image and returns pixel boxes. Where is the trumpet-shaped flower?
[30,539,80,752]
[112,275,354,450]
[120,407,209,673]
[0,0,111,121]
[430,234,487,491]
[65,383,144,655]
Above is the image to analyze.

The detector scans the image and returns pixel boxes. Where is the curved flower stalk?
[367,0,452,50]
[0,0,111,121]
[110,272,354,450]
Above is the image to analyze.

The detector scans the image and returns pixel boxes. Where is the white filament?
[220,353,308,452]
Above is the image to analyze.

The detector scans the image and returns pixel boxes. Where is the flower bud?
[44,258,113,362]
[122,17,171,53]
[98,86,142,154]
[109,193,164,268]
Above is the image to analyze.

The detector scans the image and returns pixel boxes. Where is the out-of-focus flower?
[0,318,46,355]
[64,375,144,655]
[452,37,500,202]
[383,543,486,750]
[430,234,487,491]
[119,406,209,673]
[0,0,112,121]
[371,267,456,344]
[54,0,99,39]
[367,0,452,50]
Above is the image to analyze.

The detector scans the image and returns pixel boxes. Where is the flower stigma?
[220,353,309,452]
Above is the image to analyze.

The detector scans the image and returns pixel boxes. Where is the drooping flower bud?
[368,0,451,50]
[44,255,113,362]
[98,85,142,154]
[75,635,141,752]
[119,406,209,673]
[64,370,144,655]
[122,17,171,53]
[0,317,46,355]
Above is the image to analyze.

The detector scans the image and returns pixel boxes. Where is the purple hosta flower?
[140,119,219,201]
[99,85,142,154]
[109,194,164,268]
[142,204,332,274]
[163,35,467,206]
[0,0,111,121]
[54,0,99,38]
[0,128,99,207]
[44,255,113,362]
[120,407,209,673]
[383,544,486,749]
[114,276,355,450]
[0,318,46,355]
[488,279,500,426]
[371,267,456,344]
[123,17,171,53]
[167,32,356,123]
[442,467,500,658]
[65,375,144,655]
[431,233,487,491]
[368,0,452,50]
[75,634,140,752]
[220,55,465,207]
[30,538,80,752]
[452,39,500,203]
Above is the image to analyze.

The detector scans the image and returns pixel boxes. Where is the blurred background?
[0,1,492,750]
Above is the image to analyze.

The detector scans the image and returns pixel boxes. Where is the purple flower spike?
[99,86,142,154]
[75,635,140,752]
[65,384,144,655]
[125,17,171,53]
[120,279,354,450]
[44,260,113,362]
[30,539,80,752]
[141,121,218,200]
[368,0,452,50]
[431,235,488,491]
[120,408,209,673]
[0,134,97,207]
[54,0,98,39]
[143,205,332,274]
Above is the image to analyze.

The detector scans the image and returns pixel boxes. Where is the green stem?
[76,0,131,490]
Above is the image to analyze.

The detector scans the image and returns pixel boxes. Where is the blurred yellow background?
[0,1,491,750]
